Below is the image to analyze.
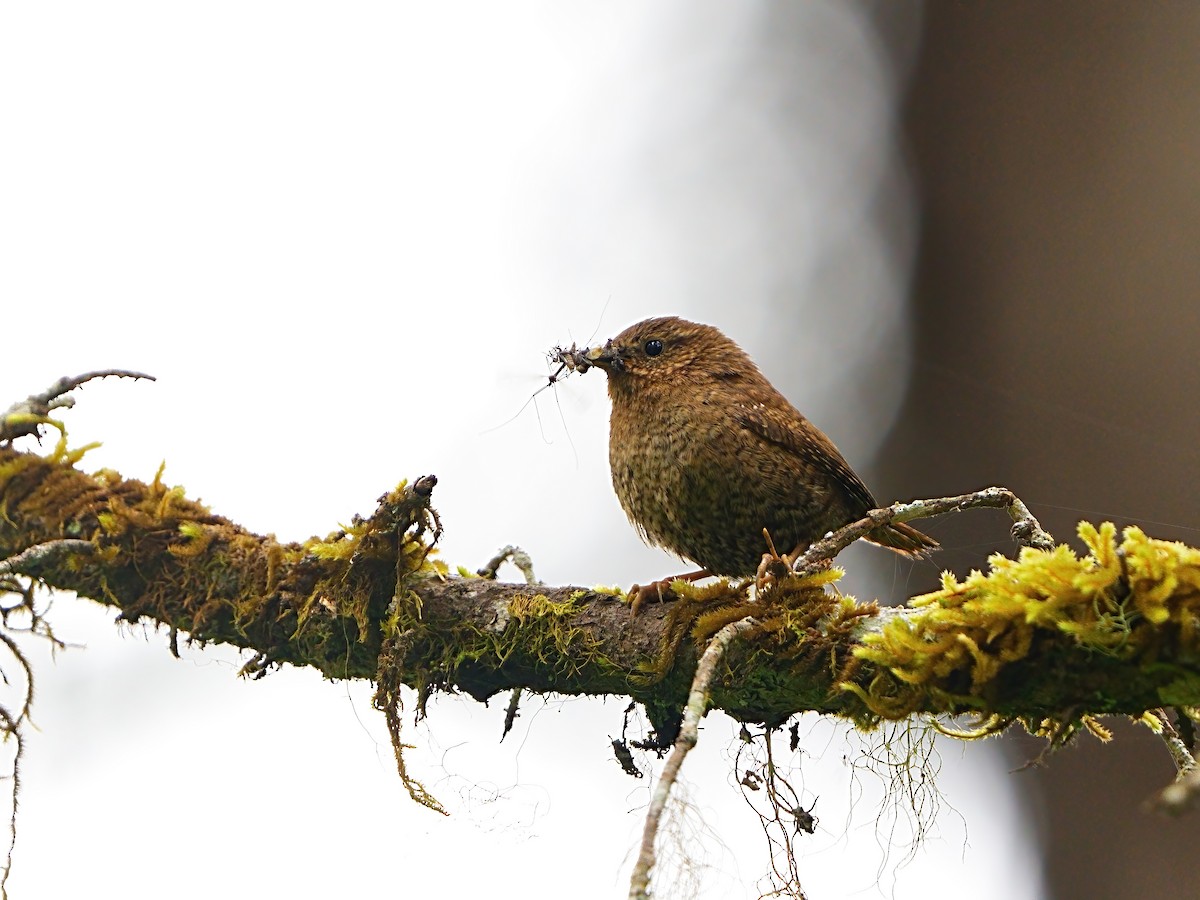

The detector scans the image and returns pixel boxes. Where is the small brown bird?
[568,315,937,579]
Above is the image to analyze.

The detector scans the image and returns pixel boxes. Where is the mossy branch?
[4,442,1200,735]
[5,374,1200,898]
[2,368,1195,900]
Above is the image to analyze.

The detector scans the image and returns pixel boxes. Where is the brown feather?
[865,521,941,557]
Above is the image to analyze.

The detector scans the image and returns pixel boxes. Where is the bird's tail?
[865,522,940,557]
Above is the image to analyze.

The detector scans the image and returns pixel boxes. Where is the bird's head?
[561,316,760,397]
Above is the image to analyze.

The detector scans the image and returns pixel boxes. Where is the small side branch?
[477,545,539,585]
[0,370,154,445]
[477,546,540,741]
[1151,710,1200,814]
[792,486,1054,575]
[0,543,82,898]
[629,616,759,900]
[0,540,94,577]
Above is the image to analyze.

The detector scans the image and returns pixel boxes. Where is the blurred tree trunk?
[896,4,1200,898]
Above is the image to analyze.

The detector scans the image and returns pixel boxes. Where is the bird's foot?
[756,528,794,594]
[755,552,796,596]
[628,569,711,617]
[628,580,674,617]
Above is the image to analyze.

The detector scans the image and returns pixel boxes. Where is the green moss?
[842,523,1200,726]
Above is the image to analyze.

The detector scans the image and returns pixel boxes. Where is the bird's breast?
[608,397,747,563]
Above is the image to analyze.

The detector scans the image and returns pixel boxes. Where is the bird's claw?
[628,579,678,617]
[755,550,793,594]
[755,527,795,594]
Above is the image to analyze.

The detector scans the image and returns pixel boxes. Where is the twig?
[477,545,539,584]
[792,486,1054,575]
[628,616,758,900]
[481,547,539,742]
[0,541,94,577]
[1150,710,1200,814]
[0,370,154,444]
[500,687,522,742]
[0,545,83,899]
[1161,733,1197,777]
[0,704,22,900]
[1158,711,1196,775]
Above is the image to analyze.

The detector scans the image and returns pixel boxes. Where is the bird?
[569,315,937,585]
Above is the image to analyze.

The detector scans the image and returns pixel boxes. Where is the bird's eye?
[644,339,664,357]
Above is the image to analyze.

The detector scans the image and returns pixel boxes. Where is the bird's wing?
[733,403,878,514]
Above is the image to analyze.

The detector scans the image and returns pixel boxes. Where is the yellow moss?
[0,454,41,487]
[508,592,581,619]
[928,714,1011,740]
[57,440,100,466]
[1138,710,1163,733]
[169,522,214,558]
[843,522,1200,722]
[691,602,759,643]
[636,579,743,683]
[1082,715,1113,741]
[93,545,121,563]
[96,512,122,535]
[503,592,606,674]
[264,541,285,591]
[306,530,360,561]
[634,569,877,698]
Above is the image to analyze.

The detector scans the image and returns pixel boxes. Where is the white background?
[1,4,1044,898]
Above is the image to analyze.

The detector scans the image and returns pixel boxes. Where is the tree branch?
[5,373,1199,900]
[791,486,1054,575]
[3,443,1200,735]
[0,370,154,444]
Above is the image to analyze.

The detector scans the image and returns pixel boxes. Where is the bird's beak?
[582,340,625,374]
[555,338,625,376]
